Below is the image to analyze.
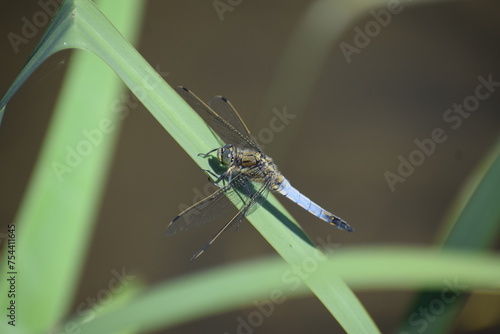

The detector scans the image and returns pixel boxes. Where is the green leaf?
[0,0,146,333]
[400,136,500,333]
[69,248,500,333]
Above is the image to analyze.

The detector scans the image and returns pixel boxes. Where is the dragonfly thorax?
[216,144,280,183]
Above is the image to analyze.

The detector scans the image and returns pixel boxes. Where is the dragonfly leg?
[198,147,219,158]
[199,168,223,187]
[200,168,232,189]
[213,167,237,185]
[201,168,219,179]
[211,180,224,189]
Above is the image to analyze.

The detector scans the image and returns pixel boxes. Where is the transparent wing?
[189,178,272,260]
[208,95,262,151]
[176,86,260,151]
[166,169,268,235]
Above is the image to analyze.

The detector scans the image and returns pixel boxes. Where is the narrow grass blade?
[399,136,500,333]
[68,248,500,334]
[0,1,145,333]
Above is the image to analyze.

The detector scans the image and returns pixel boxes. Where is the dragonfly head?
[218,144,235,166]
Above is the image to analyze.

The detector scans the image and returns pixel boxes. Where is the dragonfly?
[167,86,353,260]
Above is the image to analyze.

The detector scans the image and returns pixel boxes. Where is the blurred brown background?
[1,0,500,333]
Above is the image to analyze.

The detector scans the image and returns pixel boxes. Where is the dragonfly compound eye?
[219,146,234,166]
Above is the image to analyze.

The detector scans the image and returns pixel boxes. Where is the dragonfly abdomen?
[275,179,353,232]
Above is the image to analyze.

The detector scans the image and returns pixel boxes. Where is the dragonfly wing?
[208,96,261,151]
[190,178,272,260]
[166,172,258,235]
[239,179,270,217]
[167,185,234,235]
[176,86,258,150]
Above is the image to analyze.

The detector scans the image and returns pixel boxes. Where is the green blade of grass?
[399,136,500,333]
[438,136,500,249]
[68,248,500,333]
[0,1,146,333]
